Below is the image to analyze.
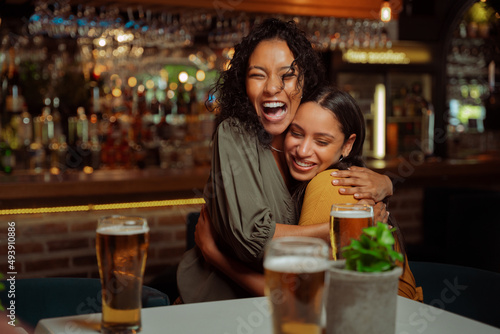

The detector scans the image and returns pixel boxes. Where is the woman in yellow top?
[196,86,423,302]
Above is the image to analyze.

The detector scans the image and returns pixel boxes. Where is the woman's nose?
[297,139,312,157]
[264,75,283,95]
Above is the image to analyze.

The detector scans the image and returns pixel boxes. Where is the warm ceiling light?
[381,0,392,22]
[128,76,137,87]
[178,71,189,83]
[196,70,206,82]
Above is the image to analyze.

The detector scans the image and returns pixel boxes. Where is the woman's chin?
[261,114,293,136]
[290,170,315,182]
[262,123,289,137]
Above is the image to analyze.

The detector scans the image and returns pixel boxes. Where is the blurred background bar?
[0,0,499,283]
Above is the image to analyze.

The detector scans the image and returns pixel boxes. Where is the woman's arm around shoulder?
[273,169,357,240]
[331,166,393,202]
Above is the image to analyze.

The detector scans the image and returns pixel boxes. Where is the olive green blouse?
[177,119,297,303]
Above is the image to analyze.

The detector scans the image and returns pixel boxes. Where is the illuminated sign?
[343,49,410,64]
[342,42,432,65]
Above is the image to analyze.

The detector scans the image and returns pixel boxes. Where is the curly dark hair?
[208,18,326,146]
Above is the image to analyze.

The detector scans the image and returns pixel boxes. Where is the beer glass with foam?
[96,215,149,333]
[264,237,329,334]
[329,203,373,260]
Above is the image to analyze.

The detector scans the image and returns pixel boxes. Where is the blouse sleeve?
[298,169,357,226]
[208,121,278,264]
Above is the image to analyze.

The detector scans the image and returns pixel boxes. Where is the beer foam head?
[264,255,328,273]
[330,210,373,219]
[97,224,149,235]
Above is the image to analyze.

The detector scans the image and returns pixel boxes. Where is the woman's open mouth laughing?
[261,101,287,122]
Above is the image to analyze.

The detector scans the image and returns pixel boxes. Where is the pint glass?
[264,237,329,334]
[330,204,373,260]
[96,216,149,334]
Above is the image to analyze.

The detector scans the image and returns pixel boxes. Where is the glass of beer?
[264,237,329,334]
[96,215,150,334]
[330,203,373,260]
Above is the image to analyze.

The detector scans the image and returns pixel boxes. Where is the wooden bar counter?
[0,166,210,209]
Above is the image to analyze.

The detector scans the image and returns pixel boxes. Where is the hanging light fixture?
[381,0,392,22]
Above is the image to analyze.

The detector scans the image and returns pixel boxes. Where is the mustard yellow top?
[298,169,424,302]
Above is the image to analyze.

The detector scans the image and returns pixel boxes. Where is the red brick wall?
[387,186,424,245]
[0,185,427,291]
[0,204,202,284]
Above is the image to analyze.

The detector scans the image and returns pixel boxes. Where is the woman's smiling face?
[285,101,356,182]
[245,39,303,137]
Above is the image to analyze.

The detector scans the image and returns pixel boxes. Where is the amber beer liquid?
[264,238,329,334]
[330,208,373,260]
[96,217,149,334]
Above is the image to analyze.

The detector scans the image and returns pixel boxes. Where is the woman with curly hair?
[193,86,423,302]
[176,18,393,303]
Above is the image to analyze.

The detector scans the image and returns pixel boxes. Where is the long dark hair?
[292,86,366,215]
[293,86,406,258]
[208,18,325,146]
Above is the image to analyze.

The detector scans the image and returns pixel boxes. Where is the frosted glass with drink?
[329,204,373,260]
[264,237,329,334]
[96,215,150,334]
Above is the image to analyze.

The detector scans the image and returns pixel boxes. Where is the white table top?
[35,296,500,334]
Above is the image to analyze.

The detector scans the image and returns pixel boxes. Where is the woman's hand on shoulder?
[331,166,393,202]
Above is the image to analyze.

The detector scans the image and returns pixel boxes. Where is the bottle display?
[338,72,433,160]
[445,1,500,158]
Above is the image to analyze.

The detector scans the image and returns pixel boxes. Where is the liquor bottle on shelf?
[2,47,25,154]
[484,61,500,131]
[46,97,66,174]
[188,87,199,115]
[77,107,92,171]
[392,85,407,117]
[0,131,15,174]
[40,105,53,165]
[57,135,68,172]
[15,105,33,170]
[0,59,9,136]
[29,117,46,173]
[130,91,146,169]
[52,97,63,140]
[88,105,101,171]
[176,85,188,115]
[90,138,101,171]
[405,82,426,117]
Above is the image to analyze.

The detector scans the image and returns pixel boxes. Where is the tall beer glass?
[96,215,149,334]
[264,237,329,334]
[330,203,373,260]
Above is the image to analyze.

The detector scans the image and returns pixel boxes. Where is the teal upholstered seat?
[410,261,500,328]
[0,277,169,332]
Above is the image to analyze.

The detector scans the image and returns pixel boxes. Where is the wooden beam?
[93,0,401,19]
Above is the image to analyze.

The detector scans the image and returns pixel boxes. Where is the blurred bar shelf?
[2,154,500,211]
